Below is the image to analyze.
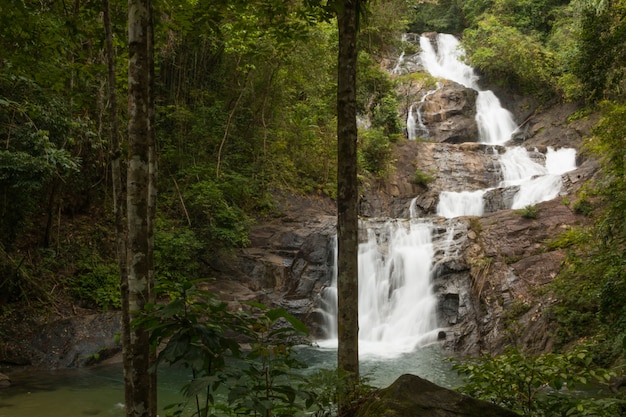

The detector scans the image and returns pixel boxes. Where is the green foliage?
[0,74,82,247]
[226,303,311,417]
[453,347,622,417]
[546,102,626,356]
[137,280,328,417]
[546,226,589,250]
[573,198,594,216]
[358,128,395,178]
[71,261,121,310]
[154,219,204,283]
[180,174,252,248]
[516,204,539,219]
[462,15,556,96]
[357,50,403,137]
[137,280,244,417]
[572,1,626,101]
[412,169,435,187]
[408,0,465,34]
[371,95,403,138]
[489,0,564,36]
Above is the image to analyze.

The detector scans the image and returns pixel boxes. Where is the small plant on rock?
[517,204,539,219]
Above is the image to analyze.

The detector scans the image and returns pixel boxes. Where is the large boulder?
[421,82,480,144]
[0,312,122,368]
[0,373,10,388]
[355,374,520,417]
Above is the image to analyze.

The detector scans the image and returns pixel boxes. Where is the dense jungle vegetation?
[0,0,625,414]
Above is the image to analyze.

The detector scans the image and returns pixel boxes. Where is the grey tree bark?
[125,0,156,415]
[336,0,360,388]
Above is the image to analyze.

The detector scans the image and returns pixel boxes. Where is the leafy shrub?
[462,15,556,96]
[517,204,539,219]
[453,347,621,417]
[573,198,593,216]
[358,128,394,177]
[412,169,435,187]
[183,177,251,248]
[546,226,589,250]
[138,281,323,417]
[154,218,204,283]
[71,262,120,310]
[371,95,403,138]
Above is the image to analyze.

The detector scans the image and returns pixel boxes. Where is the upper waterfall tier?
[419,33,518,145]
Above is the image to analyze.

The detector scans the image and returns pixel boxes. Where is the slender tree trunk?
[336,0,360,392]
[103,0,126,298]
[125,0,155,415]
[146,2,158,414]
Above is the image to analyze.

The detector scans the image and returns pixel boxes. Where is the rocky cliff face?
[213,75,599,356]
[1,37,601,369]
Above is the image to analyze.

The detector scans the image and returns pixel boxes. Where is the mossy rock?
[355,374,520,417]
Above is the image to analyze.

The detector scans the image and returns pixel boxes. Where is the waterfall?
[319,221,439,357]
[420,33,576,216]
[437,190,486,218]
[318,33,578,359]
[407,104,417,140]
[392,51,405,75]
[359,221,438,356]
[406,84,441,140]
[500,146,577,209]
[319,236,338,339]
[419,34,478,89]
[420,34,517,145]
[476,91,518,145]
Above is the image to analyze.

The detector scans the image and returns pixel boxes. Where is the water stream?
[0,345,459,417]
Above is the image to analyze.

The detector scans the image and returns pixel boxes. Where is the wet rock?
[0,312,122,369]
[355,374,521,417]
[0,373,10,388]
[421,82,480,144]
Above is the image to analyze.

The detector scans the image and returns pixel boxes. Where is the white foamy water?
[504,146,578,208]
[419,34,478,89]
[437,190,486,218]
[476,91,518,145]
[319,221,440,358]
[358,222,438,356]
[407,104,417,140]
[420,34,517,145]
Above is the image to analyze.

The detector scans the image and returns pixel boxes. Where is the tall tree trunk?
[103,0,126,313]
[125,0,155,415]
[336,0,360,392]
[146,2,158,414]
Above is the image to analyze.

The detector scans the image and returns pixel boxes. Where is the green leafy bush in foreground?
[137,280,371,417]
[452,347,624,417]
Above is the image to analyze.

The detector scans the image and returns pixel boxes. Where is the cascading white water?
[437,190,486,218]
[476,91,519,145]
[500,146,578,209]
[419,33,577,217]
[407,104,417,140]
[358,222,438,356]
[319,236,338,339]
[319,221,440,358]
[406,85,441,141]
[319,33,578,361]
[420,34,517,146]
[419,34,478,89]
[392,51,405,75]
